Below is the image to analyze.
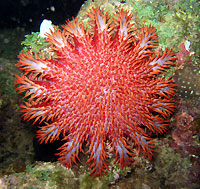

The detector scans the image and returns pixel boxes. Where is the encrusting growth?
[16,8,176,176]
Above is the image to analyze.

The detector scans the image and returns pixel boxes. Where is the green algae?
[3,162,109,188]
[79,0,199,65]
[4,162,78,188]
[21,32,50,54]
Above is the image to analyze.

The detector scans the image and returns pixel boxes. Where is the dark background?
[0,0,85,30]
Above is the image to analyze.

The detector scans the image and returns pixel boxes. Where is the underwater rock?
[174,63,200,100]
